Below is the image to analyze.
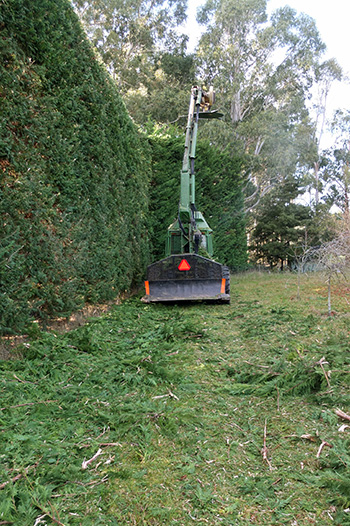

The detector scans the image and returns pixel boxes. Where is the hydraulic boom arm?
[166,86,221,257]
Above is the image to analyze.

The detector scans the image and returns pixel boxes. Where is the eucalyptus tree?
[195,0,330,210]
[307,59,343,206]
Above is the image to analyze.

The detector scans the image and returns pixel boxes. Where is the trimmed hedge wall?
[0,0,150,333]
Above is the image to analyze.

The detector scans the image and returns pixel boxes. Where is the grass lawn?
[0,272,349,525]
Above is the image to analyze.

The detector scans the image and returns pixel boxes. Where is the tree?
[249,176,311,269]
[317,228,350,315]
[195,0,329,210]
[124,49,196,124]
[72,0,187,86]
[290,243,318,300]
[309,59,342,206]
[71,0,192,123]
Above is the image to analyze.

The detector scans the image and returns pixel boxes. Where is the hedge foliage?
[0,0,150,333]
[148,129,247,270]
[0,1,246,335]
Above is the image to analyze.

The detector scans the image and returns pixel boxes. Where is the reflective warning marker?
[178,259,191,271]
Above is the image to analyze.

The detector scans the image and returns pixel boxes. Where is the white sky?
[183,0,350,146]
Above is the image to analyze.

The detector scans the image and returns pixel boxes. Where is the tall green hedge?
[147,131,247,270]
[0,0,150,333]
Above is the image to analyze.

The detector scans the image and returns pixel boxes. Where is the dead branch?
[243,360,269,369]
[95,426,109,439]
[79,441,122,449]
[317,441,333,458]
[300,434,317,442]
[13,374,36,384]
[81,448,103,470]
[32,502,66,526]
[317,357,331,388]
[168,390,179,400]
[261,420,273,470]
[335,409,350,422]
[73,475,109,487]
[0,461,40,490]
[152,390,179,401]
[284,434,317,442]
[88,474,109,488]
[228,421,245,433]
[272,478,281,486]
[0,400,60,411]
[339,424,350,432]
[0,473,23,490]
[33,515,47,526]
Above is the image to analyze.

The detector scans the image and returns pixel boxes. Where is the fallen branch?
[261,420,273,471]
[339,424,350,432]
[72,475,109,488]
[243,360,270,369]
[272,478,281,486]
[32,501,66,526]
[33,515,47,526]
[335,409,350,422]
[317,357,331,388]
[81,448,103,470]
[228,421,245,433]
[152,390,179,401]
[285,434,317,442]
[0,400,60,412]
[284,434,317,442]
[317,441,333,458]
[168,390,179,401]
[13,374,36,384]
[0,461,40,490]
[300,433,317,442]
[86,474,109,488]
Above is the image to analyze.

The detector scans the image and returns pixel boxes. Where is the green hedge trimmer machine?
[144,86,230,303]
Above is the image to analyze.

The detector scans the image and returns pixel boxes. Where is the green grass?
[0,272,349,525]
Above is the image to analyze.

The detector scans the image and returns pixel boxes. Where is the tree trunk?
[230,90,242,123]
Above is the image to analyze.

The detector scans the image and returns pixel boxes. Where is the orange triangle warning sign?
[178,259,191,271]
